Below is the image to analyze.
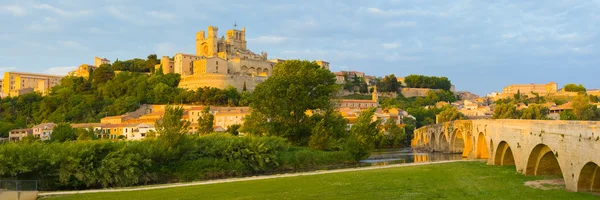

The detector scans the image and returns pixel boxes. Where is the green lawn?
[44,162,597,200]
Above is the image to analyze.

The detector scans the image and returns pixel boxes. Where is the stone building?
[502,82,558,95]
[155,26,329,92]
[2,72,63,97]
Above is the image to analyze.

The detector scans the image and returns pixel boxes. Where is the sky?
[0,0,599,95]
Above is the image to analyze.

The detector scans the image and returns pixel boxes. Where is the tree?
[51,123,77,142]
[155,105,190,146]
[520,104,549,120]
[378,118,406,148]
[20,134,39,143]
[437,107,467,123]
[77,128,99,140]
[379,74,401,93]
[493,103,520,119]
[91,64,115,86]
[308,111,348,150]
[344,108,380,160]
[196,107,214,135]
[563,84,586,92]
[403,75,452,90]
[242,60,338,145]
[571,94,600,120]
[146,54,159,73]
[227,124,241,136]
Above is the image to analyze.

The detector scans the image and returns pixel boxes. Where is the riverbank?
[41,161,597,199]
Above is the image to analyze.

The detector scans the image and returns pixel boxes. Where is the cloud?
[57,40,88,51]
[88,27,114,35]
[384,21,417,28]
[147,10,176,20]
[28,17,60,32]
[45,66,75,76]
[382,42,401,49]
[33,4,91,18]
[248,36,288,45]
[0,4,27,16]
[366,7,438,17]
[107,6,144,25]
[384,53,421,62]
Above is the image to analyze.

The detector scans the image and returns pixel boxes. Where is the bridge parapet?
[412,119,600,192]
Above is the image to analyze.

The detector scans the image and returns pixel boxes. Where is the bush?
[0,134,357,190]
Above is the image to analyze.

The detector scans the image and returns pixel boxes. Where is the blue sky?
[0,0,599,95]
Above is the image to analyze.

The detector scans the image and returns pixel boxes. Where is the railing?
[0,180,38,200]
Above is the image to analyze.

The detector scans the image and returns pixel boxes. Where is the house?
[32,123,56,141]
[8,128,33,141]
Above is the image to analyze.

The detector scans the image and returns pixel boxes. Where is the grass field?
[44,162,597,200]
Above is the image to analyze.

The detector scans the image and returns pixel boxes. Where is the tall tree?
[345,108,380,160]
[91,64,115,87]
[51,123,77,142]
[493,103,520,119]
[196,107,214,135]
[242,60,338,145]
[520,104,549,120]
[155,105,190,146]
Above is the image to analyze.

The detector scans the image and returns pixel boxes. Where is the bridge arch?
[429,131,436,149]
[577,162,600,192]
[525,144,563,176]
[494,141,515,166]
[476,132,489,159]
[451,129,465,154]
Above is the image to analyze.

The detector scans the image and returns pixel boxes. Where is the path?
[39,160,471,197]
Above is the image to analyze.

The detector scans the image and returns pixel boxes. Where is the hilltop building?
[1,72,63,97]
[502,82,558,95]
[153,25,329,92]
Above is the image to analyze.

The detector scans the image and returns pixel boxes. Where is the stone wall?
[179,73,266,92]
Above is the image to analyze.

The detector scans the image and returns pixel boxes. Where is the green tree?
[379,74,401,93]
[91,64,115,87]
[243,60,338,145]
[571,94,600,120]
[51,123,77,142]
[563,84,586,92]
[155,105,190,146]
[493,103,520,119]
[146,54,159,73]
[20,134,39,143]
[227,124,241,136]
[437,107,467,123]
[77,128,99,140]
[308,111,348,150]
[344,108,380,160]
[197,107,214,135]
[520,104,549,120]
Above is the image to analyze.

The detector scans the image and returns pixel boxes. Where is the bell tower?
[196,26,219,57]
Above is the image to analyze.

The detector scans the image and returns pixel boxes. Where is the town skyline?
[1,0,599,95]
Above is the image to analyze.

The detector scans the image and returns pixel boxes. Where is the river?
[360,148,463,165]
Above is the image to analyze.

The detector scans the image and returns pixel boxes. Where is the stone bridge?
[411,119,600,192]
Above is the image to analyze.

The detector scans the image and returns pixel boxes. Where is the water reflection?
[360,148,463,166]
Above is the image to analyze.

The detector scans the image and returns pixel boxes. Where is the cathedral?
[156,26,275,92]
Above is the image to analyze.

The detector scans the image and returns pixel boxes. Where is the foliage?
[226,124,241,136]
[0,70,247,135]
[76,128,99,141]
[51,123,77,142]
[344,108,379,161]
[0,134,356,191]
[403,74,452,90]
[571,94,600,120]
[520,104,549,120]
[339,94,372,100]
[243,60,338,145]
[493,103,520,119]
[563,84,586,92]
[155,105,190,146]
[437,107,467,123]
[308,111,348,150]
[377,74,401,93]
[196,107,214,135]
[342,74,368,94]
[375,118,406,148]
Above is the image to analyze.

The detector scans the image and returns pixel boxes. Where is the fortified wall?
[179,73,266,92]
